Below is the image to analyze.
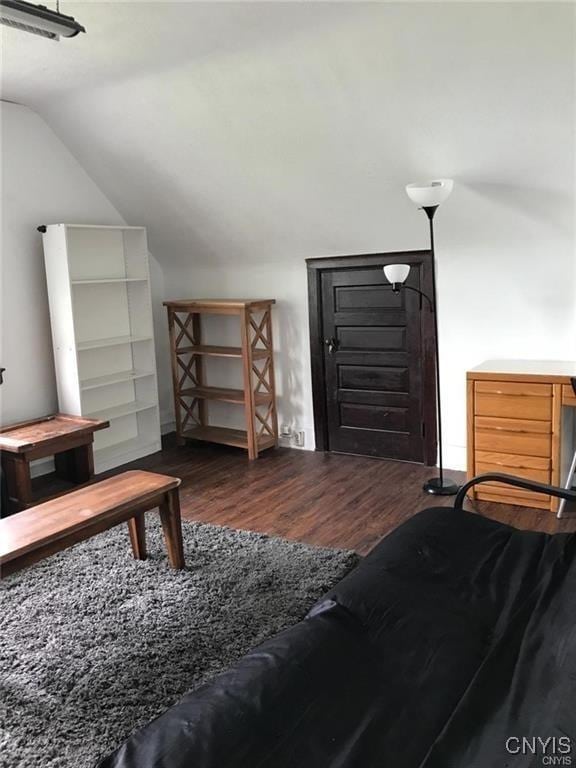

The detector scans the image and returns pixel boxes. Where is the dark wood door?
[308,253,436,463]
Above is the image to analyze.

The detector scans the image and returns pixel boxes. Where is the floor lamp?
[383,179,458,496]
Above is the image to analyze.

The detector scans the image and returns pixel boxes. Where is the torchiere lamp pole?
[384,178,458,496]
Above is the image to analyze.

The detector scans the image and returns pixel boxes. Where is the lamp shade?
[383,264,410,285]
[406,179,453,208]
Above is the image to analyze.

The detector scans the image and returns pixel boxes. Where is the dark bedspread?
[99,508,576,768]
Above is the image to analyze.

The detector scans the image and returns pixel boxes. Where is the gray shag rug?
[0,516,357,768]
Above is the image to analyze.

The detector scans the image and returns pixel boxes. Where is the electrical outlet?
[293,430,305,448]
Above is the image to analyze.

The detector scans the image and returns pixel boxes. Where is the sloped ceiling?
[2,1,575,269]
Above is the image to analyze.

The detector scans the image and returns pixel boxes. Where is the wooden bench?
[0,470,184,577]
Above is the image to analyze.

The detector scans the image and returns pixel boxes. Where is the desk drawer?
[475,416,551,435]
[475,394,552,421]
[475,460,550,485]
[562,384,576,407]
[475,381,552,397]
[475,450,550,471]
[475,428,551,457]
[475,486,551,510]
[474,381,552,421]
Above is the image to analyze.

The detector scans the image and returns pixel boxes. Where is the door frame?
[306,251,437,466]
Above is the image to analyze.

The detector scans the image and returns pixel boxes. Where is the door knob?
[324,338,338,355]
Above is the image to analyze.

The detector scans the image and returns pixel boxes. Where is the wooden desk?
[0,414,109,514]
[467,361,576,512]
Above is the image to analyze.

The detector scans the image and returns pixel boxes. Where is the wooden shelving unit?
[164,299,278,459]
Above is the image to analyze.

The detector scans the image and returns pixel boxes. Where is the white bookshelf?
[41,224,161,472]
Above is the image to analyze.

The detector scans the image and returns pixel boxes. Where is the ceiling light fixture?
[0,0,85,39]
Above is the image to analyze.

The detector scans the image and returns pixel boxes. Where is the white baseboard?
[278,437,314,451]
[442,444,467,473]
[161,419,176,435]
[94,440,162,474]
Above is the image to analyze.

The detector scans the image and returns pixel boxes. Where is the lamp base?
[423,477,459,496]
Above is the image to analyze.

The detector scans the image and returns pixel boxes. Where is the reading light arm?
[389,283,433,311]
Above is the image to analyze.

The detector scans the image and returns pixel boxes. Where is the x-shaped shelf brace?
[252,358,273,394]
[179,396,201,430]
[256,403,276,438]
[174,313,196,348]
[178,354,199,390]
[247,309,276,441]
[250,313,269,348]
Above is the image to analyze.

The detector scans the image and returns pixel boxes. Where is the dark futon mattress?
[99,508,576,768]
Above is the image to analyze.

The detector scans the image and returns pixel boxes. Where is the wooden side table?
[0,414,109,514]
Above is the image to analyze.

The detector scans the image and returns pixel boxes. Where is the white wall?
[3,3,575,469]
[0,102,172,447]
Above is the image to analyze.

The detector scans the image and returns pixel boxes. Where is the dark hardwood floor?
[34,436,576,555]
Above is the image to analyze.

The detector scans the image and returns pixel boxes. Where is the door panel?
[337,326,406,350]
[338,389,410,406]
[338,365,409,392]
[339,403,409,432]
[334,285,403,310]
[321,266,425,461]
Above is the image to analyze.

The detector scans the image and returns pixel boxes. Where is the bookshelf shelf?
[182,425,276,451]
[76,335,153,351]
[86,400,158,421]
[80,369,155,391]
[71,277,148,285]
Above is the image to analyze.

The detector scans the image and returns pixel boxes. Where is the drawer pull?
[492,426,531,432]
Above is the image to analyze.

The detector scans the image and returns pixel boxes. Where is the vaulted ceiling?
[2,2,575,271]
